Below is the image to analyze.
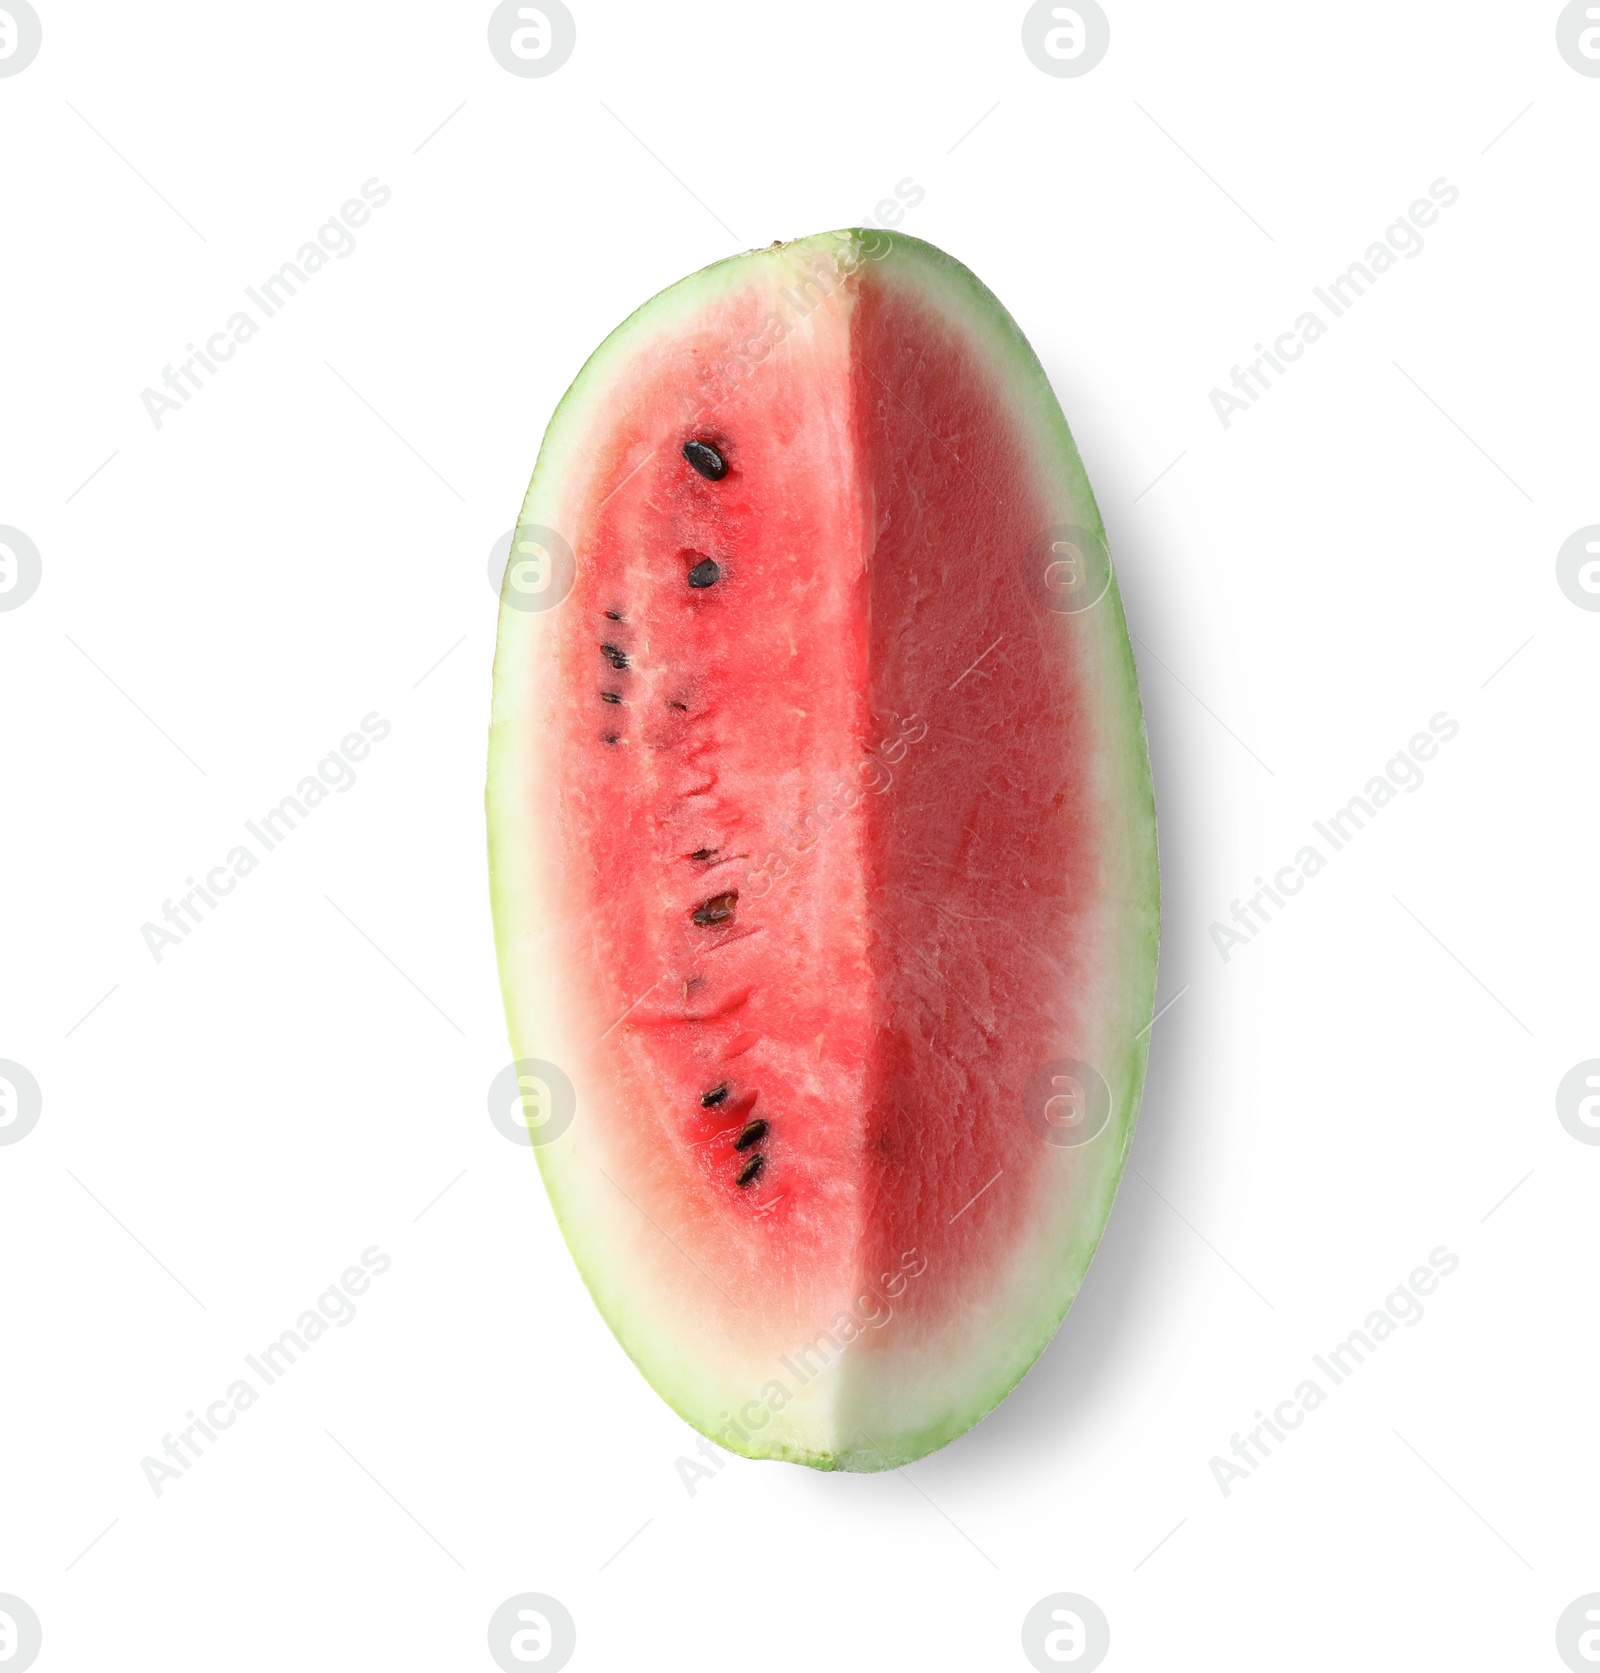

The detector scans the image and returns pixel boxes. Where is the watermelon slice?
[487,230,1158,1470]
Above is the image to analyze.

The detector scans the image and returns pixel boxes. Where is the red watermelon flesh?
[488,230,1158,1469]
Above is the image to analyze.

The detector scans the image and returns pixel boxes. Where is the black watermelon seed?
[734,1119,768,1152]
[689,848,716,862]
[669,700,688,711]
[602,732,620,745]
[736,1153,765,1188]
[687,557,721,588]
[683,440,727,481]
[700,1084,728,1108]
[601,643,629,670]
[691,893,737,927]
[604,610,623,621]
[600,691,622,704]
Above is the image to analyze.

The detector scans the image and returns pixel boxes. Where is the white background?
[2,3,1596,1669]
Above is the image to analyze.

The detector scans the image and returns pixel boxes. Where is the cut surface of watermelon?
[488,230,1158,1470]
